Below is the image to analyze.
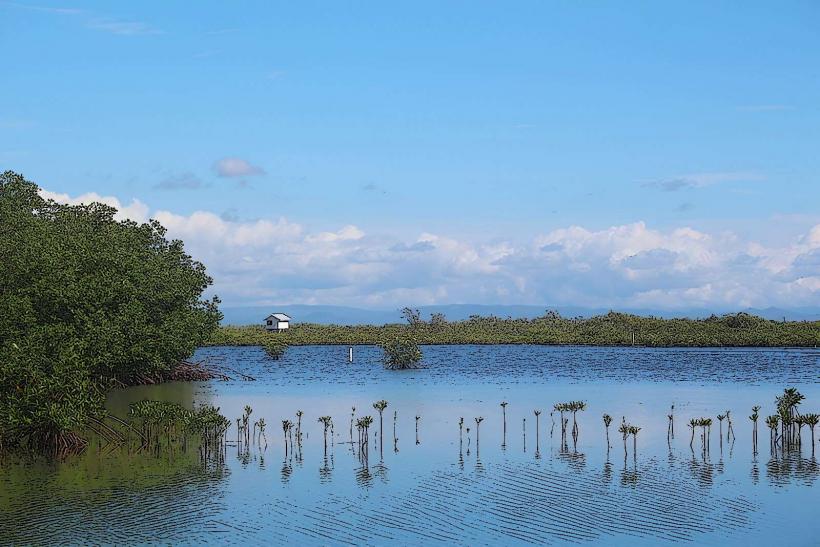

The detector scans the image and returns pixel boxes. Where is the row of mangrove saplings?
[106,388,815,462]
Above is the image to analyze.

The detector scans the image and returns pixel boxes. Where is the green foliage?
[0,171,221,450]
[381,337,423,370]
[209,310,820,348]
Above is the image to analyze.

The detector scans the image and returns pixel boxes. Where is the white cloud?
[213,158,265,178]
[39,189,149,223]
[36,187,820,310]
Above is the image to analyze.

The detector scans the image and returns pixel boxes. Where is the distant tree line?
[210,309,820,348]
[0,172,221,452]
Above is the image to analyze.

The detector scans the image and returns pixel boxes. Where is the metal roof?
[265,313,291,321]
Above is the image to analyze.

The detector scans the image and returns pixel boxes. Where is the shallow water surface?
[1,345,819,545]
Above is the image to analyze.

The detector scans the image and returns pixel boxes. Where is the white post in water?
[348,346,353,363]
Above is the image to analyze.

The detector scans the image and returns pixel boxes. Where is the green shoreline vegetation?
[209,309,820,350]
[0,172,221,453]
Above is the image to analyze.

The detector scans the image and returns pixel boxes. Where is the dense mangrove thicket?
[0,171,221,452]
[210,311,820,348]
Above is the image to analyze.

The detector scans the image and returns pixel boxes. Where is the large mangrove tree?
[0,171,221,452]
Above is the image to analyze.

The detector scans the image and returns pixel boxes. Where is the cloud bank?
[39,188,820,311]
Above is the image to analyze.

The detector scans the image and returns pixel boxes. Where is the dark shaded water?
[1,345,818,545]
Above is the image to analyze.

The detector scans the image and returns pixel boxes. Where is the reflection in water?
[766,453,820,486]
[688,452,716,487]
[355,464,373,488]
[372,461,389,483]
[319,454,334,483]
[620,458,639,487]
[603,457,613,484]
[558,447,587,473]
[281,459,293,483]
[2,345,818,545]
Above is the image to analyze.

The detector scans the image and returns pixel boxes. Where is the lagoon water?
[2,345,819,545]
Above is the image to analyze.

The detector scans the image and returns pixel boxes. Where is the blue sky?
[3,1,820,310]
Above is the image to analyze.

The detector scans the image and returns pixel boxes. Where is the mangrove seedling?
[795,415,806,446]
[318,416,332,452]
[569,401,586,439]
[475,417,484,446]
[501,402,508,445]
[281,420,293,456]
[804,414,819,453]
[689,418,698,448]
[350,407,356,444]
[717,414,726,445]
[554,403,567,440]
[765,415,780,449]
[668,404,675,439]
[725,410,735,442]
[749,406,761,453]
[258,418,267,445]
[603,414,613,448]
[629,425,641,455]
[618,421,629,454]
[373,400,388,444]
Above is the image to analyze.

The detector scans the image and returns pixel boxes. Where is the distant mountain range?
[220,304,820,326]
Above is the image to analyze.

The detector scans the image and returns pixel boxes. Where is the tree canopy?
[0,171,221,450]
